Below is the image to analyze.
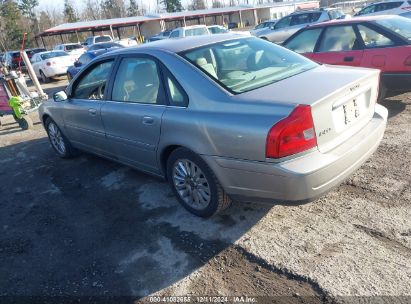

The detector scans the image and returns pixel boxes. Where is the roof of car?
[108,33,247,55]
[306,14,398,28]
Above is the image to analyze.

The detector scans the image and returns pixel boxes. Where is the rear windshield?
[180,37,317,94]
[375,16,411,41]
[40,52,68,60]
[185,28,209,36]
[95,36,112,43]
[65,44,83,51]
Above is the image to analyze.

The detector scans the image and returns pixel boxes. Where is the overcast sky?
[37,0,200,14]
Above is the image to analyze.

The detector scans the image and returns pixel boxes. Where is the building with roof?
[35,1,319,47]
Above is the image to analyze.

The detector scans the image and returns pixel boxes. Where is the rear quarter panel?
[361,45,411,72]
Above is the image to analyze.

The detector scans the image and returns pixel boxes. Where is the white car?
[355,0,411,17]
[169,25,210,38]
[31,51,75,83]
[53,43,85,60]
[83,35,113,49]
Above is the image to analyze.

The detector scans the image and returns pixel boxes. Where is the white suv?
[169,25,210,38]
[355,0,411,17]
[83,35,113,48]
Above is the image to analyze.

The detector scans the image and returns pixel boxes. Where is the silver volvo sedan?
[39,34,388,217]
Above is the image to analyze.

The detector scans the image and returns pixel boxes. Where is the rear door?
[101,55,167,174]
[311,25,364,67]
[356,24,401,72]
[283,27,323,59]
[63,59,115,154]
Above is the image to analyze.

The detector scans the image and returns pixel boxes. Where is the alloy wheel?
[172,159,211,210]
[48,122,66,155]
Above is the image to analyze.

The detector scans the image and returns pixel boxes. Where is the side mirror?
[74,61,81,67]
[53,91,68,102]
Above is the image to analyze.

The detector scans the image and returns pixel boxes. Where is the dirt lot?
[0,78,410,303]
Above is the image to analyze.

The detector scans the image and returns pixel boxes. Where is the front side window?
[78,54,91,65]
[284,28,322,53]
[356,4,376,15]
[318,26,358,52]
[169,30,180,38]
[275,16,292,29]
[72,60,113,100]
[112,57,161,104]
[181,38,317,94]
[358,24,395,48]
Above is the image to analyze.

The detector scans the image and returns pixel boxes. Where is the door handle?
[88,108,97,116]
[344,56,354,62]
[142,116,154,125]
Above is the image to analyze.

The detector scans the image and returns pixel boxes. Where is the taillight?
[404,55,411,66]
[266,105,317,159]
[46,61,51,66]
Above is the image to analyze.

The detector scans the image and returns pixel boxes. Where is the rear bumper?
[45,66,69,77]
[381,72,411,93]
[203,104,388,204]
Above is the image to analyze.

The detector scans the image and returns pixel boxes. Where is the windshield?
[88,43,121,51]
[40,52,68,60]
[375,16,411,41]
[95,36,112,43]
[180,38,317,94]
[65,44,83,51]
[185,28,209,36]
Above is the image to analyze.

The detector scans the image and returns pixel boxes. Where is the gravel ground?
[0,87,409,303]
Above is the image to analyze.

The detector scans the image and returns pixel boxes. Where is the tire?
[40,70,49,83]
[378,83,387,102]
[45,118,78,158]
[17,116,33,130]
[166,148,232,217]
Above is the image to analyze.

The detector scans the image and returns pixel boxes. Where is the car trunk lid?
[238,64,380,154]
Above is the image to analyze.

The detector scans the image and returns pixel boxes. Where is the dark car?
[146,30,172,42]
[227,22,238,29]
[67,49,115,80]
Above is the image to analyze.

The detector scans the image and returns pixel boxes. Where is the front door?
[63,59,115,155]
[101,56,166,174]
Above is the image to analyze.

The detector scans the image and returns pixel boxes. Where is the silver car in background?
[39,35,387,218]
[256,8,347,43]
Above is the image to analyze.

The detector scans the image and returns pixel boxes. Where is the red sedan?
[283,15,411,96]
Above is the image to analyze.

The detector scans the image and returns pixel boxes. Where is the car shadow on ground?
[0,137,273,300]
[379,97,407,119]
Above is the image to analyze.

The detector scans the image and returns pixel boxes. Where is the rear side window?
[72,60,114,100]
[163,71,188,107]
[112,57,163,104]
[375,1,403,11]
[357,25,395,48]
[65,44,83,51]
[328,10,344,20]
[284,28,322,53]
[318,26,359,52]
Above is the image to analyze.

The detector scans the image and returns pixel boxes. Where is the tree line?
[0,0,252,50]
